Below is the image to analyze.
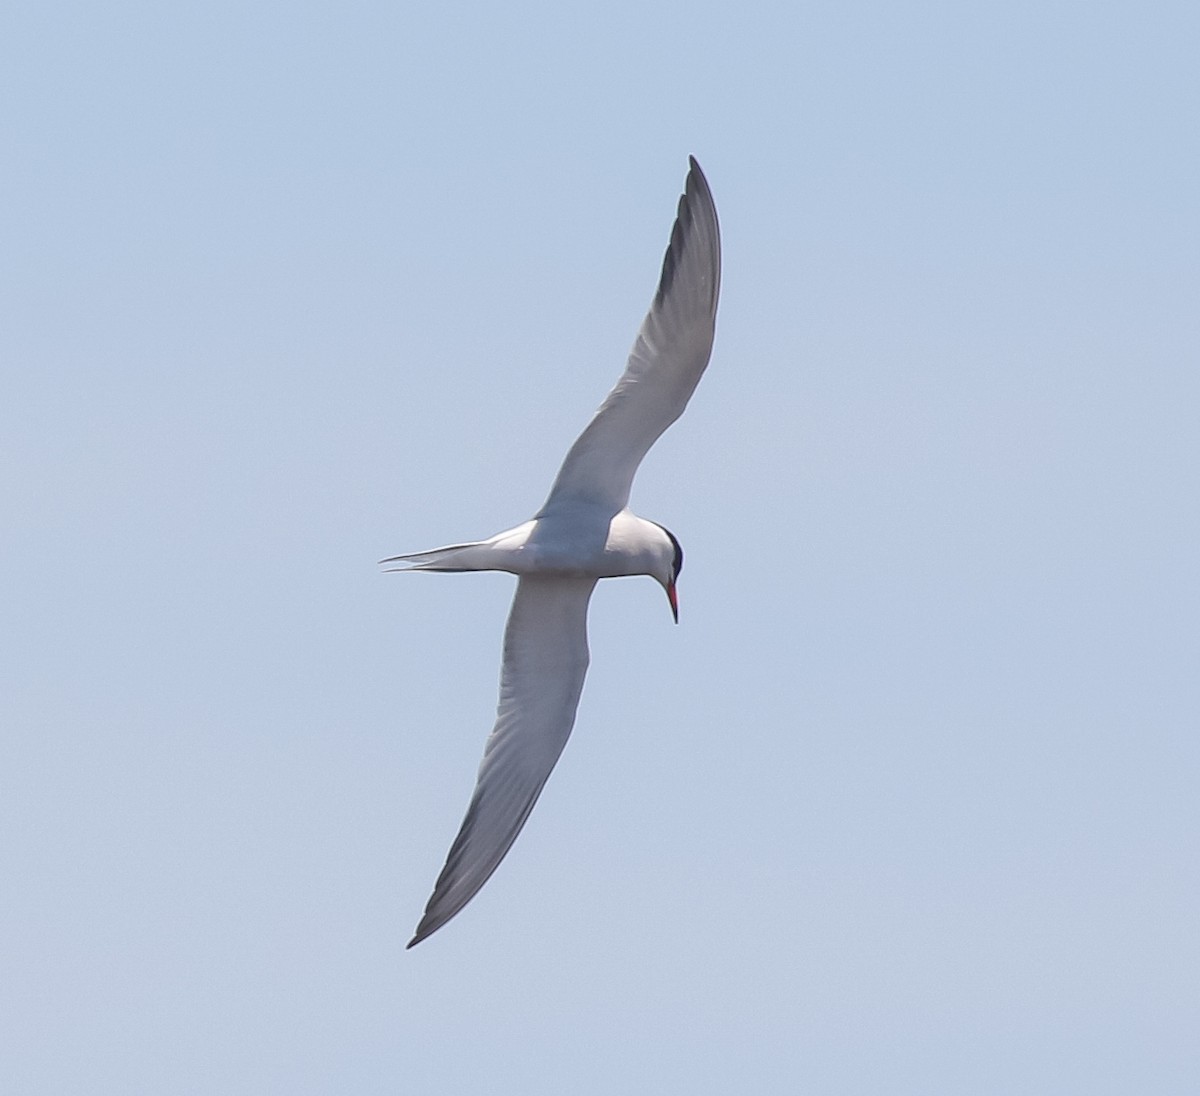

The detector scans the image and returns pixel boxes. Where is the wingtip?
[652,156,720,310]
[406,919,434,948]
[407,906,449,949]
[686,155,711,193]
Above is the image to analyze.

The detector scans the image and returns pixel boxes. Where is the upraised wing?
[540,157,721,515]
[407,576,597,947]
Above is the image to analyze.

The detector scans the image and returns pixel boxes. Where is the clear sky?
[3,1,1197,1092]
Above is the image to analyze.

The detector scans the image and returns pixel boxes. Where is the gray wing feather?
[407,576,597,947]
[540,157,721,514]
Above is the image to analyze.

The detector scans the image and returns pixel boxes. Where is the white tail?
[378,541,489,572]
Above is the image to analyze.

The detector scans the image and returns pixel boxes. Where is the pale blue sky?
[3,2,1198,1093]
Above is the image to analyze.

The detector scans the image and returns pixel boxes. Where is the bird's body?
[385,508,676,580]
[385,158,720,947]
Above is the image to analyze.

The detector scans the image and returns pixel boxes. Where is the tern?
[384,157,720,947]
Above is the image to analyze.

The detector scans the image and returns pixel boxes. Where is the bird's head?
[652,523,684,624]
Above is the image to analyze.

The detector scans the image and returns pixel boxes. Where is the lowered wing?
[407,576,597,947]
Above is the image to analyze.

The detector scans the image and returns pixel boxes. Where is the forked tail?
[378,541,489,573]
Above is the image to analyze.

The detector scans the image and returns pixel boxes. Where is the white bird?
[384,158,720,947]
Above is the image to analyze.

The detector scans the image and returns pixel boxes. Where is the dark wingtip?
[406,919,434,948]
[406,914,438,948]
[654,157,719,309]
[685,156,714,209]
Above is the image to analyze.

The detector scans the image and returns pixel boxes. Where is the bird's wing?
[407,575,597,947]
[540,157,721,514]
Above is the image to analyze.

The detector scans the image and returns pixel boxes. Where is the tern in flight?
[384,158,720,947]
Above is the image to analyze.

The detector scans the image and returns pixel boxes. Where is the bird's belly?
[512,542,636,578]
[494,508,660,579]
[506,536,651,579]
